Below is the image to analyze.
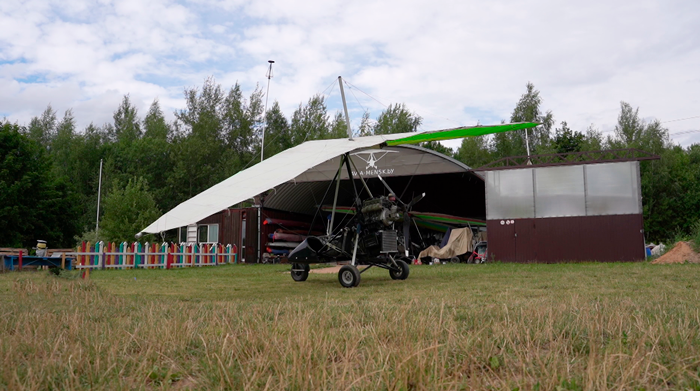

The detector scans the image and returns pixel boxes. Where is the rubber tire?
[338,265,361,288]
[291,263,310,282]
[389,259,410,280]
[450,256,460,264]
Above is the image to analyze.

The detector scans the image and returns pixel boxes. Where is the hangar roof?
[263,145,481,215]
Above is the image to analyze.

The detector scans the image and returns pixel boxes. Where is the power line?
[669,129,700,137]
[662,115,700,124]
[342,79,388,108]
[320,78,337,98]
[342,78,460,130]
[346,84,369,114]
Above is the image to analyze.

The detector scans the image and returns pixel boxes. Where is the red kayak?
[272,232,307,242]
[263,218,313,228]
[276,228,324,236]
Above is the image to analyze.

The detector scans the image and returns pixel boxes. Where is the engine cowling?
[360,196,401,228]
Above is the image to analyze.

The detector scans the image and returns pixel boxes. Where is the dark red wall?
[487,214,645,263]
[200,207,314,263]
[199,207,258,262]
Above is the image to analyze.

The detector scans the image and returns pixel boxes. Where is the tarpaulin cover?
[418,227,474,260]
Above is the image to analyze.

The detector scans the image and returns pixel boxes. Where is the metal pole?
[96,159,103,235]
[328,156,345,235]
[337,76,353,140]
[525,129,532,165]
[351,230,359,266]
[348,157,373,198]
[525,128,531,156]
[257,197,262,264]
[261,60,275,162]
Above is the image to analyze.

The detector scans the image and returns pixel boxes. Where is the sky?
[1,0,699,149]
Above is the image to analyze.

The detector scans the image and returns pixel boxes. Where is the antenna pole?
[261,60,275,162]
[525,128,532,165]
[525,128,531,156]
[337,76,353,140]
[95,158,103,236]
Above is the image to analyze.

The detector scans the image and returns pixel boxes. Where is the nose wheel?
[291,263,310,282]
[338,265,361,288]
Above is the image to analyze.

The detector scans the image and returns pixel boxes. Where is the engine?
[358,195,402,256]
[359,195,402,229]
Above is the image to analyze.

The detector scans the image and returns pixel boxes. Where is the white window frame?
[197,224,219,244]
[178,226,188,243]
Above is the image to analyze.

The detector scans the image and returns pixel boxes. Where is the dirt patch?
[310,265,369,274]
[652,241,700,264]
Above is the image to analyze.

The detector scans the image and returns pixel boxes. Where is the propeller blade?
[407,192,426,210]
[376,175,405,206]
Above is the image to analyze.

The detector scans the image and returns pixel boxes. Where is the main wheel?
[291,263,310,282]
[450,256,460,264]
[338,265,361,288]
[389,259,410,280]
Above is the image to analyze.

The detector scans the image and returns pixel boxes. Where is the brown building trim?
[487,214,645,263]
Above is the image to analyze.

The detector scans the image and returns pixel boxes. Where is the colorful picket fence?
[68,242,238,270]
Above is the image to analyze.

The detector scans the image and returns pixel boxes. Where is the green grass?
[2,262,700,390]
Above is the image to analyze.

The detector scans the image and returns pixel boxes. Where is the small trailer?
[1,252,74,272]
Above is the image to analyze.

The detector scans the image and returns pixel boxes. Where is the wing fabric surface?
[139,123,536,235]
[139,132,414,234]
[385,122,539,146]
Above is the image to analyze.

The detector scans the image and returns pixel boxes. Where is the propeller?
[376,175,402,205]
[377,175,424,212]
[406,193,425,211]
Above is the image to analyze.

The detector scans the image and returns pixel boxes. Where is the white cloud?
[0,0,698,145]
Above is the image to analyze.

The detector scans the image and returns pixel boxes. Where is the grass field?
[2,262,700,390]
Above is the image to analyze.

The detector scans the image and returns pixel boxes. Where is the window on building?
[178,227,188,243]
[197,224,219,243]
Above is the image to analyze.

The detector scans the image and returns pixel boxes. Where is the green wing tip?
[386,122,540,146]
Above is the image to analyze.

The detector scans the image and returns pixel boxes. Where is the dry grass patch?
[1,263,700,390]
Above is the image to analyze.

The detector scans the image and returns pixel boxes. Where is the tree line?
[1,79,698,249]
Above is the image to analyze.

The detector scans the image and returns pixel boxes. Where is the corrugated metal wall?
[487,214,645,263]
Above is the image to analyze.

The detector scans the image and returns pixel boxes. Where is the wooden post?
[101,241,106,270]
[18,250,23,271]
[193,243,197,267]
[143,242,148,268]
[87,241,92,268]
[135,242,139,267]
[162,242,167,268]
[61,253,66,269]
[80,243,85,279]
[171,243,177,268]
